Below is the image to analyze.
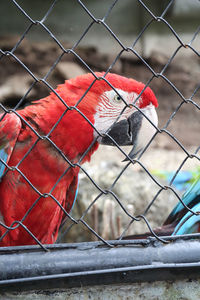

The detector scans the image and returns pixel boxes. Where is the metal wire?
[0,0,199,253]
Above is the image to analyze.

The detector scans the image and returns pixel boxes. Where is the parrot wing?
[164,175,200,226]
[68,174,79,211]
[65,174,79,212]
[172,202,200,235]
[60,174,79,227]
[0,113,21,179]
[56,174,79,242]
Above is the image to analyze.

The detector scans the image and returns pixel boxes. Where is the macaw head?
[58,72,158,161]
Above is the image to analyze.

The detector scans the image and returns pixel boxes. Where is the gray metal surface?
[1,236,200,292]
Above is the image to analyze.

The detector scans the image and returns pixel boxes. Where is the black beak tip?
[122,157,129,162]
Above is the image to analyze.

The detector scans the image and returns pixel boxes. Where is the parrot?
[122,174,200,239]
[163,174,200,235]
[0,72,158,247]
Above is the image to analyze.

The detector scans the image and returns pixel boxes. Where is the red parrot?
[0,72,158,246]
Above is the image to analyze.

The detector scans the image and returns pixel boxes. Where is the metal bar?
[1,238,200,292]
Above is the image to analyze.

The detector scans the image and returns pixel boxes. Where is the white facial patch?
[94,89,139,137]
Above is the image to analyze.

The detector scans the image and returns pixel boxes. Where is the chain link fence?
[0,0,199,255]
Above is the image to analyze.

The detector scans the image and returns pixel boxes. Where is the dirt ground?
[0,35,199,150]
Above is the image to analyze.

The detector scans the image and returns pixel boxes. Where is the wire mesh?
[0,0,199,252]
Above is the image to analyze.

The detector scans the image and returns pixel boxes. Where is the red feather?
[0,72,157,246]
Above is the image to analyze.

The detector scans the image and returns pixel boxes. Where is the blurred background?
[0,0,200,242]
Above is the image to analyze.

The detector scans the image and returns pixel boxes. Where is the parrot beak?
[100,110,143,159]
[100,108,158,160]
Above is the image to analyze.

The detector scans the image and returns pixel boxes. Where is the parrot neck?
[19,95,99,164]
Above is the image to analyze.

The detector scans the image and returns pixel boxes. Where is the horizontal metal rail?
[1,236,200,292]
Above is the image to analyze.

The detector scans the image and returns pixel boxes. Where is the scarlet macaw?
[0,72,158,246]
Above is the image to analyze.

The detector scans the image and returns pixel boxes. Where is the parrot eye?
[114,94,122,103]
